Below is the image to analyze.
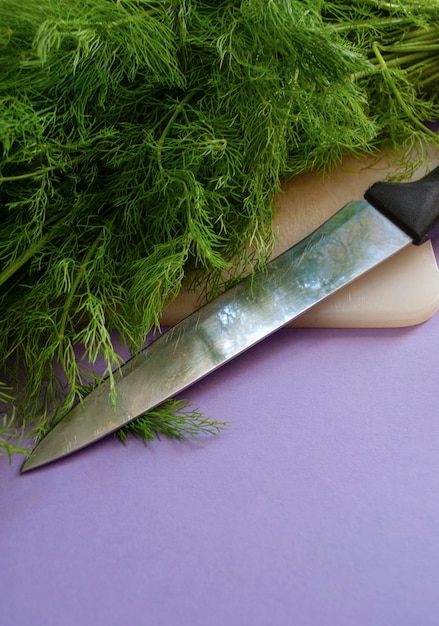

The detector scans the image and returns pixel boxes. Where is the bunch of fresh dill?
[1,0,438,460]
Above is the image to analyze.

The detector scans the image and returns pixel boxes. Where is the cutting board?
[161,146,439,328]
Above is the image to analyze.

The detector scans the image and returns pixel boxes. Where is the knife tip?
[20,440,56,473]
[20,453,44,473]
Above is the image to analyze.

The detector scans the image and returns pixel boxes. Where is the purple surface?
[2,242,439,626]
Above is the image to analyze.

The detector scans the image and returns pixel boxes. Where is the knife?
[21,166,439,472]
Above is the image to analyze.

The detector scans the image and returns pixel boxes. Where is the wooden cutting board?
[161,145,439,328]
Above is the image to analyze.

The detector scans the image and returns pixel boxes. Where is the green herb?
[1,0,438,461]
[116,399,227,445]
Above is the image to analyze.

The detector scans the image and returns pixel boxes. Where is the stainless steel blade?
[21,200,411,471]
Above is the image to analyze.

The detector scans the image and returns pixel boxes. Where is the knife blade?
[21,166,439,472]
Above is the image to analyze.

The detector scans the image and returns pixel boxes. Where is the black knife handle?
[365,165,439,245]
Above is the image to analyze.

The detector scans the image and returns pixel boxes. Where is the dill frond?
[116,399,227,446]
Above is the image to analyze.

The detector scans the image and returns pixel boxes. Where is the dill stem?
[158,90,199,145]
[372,51,434,72]
[0,226,59,287]
[382,44,439,54]
[332,17,409,32]
[398,26,439,42]
[403,57,439,79]
[156,89,199,167]
[0,165,57,183]
[418,70,439,89]
[57,230,104,343]
[372,42,439,142]
[362,0,408,10]
[351,50,430,79]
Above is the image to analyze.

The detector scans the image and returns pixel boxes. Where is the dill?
[116,399,227,446]
[1,0,438,460]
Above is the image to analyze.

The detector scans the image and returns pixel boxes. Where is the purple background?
[2,241,439,626]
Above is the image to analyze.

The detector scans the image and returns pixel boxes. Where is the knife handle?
[365,165,439,245]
